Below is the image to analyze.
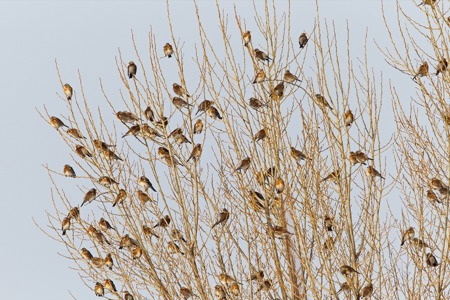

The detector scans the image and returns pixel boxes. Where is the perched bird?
[141,124,162,140]
[180,287,195,299]
[174,134,191,145]
[169,128,184,139]
[119,234,138,249]
[81,188,97,207]
[340,265,360,276]
[112,189,127,207]
[131,245,143,259]
[248,190,265,212]
[436,58,448,76]
[290,147,308,162]
[104,279,117,293]
[67,207,80,219]
[257,280,272,293]
[123,291,134,300]
[360,283,373,298]
[187,144,202,162]
[273,82,285,98]
[250,270,265,281]
[94,282,104,297]
[171,229,187,243]
[254,48,271,63]
[63,83,73,100]
[349,151,373,166]
[235,157,251,173]
[253,69,266,84]
[438,186,450,197]
[105,253,114,270]
[122,124,141,138]
[270,225,293,239]
[93,230,110,245]
[154,116,169,128]
[144,106,154,122]
[323,237,335,251]
[248,97,266,110]
[61,217,70,235]
[314,94,332,110]
[137,190,153,204]
[99,217,114,231]
[102,149,123,161]
[411,238,429,249]
[366,166,384,179]
[214,285,226,299]
[154,215,171,228]
[426,253,439,267]
[426,189,441,204]
[98,176,118,188]
[63,164,76,178]
[344,109,354,127]
[299,32,308,48]
[158,147,171,158]
[400,227,415,246]
[167,241,184,255]
[93,139,114,151]
[91,257,105,268]
[139,176,157,192]
[81,248,93,260]
[49,116,68,130]
[212,208,230,228]
[275,178,285,194]
[324,216,333,231]
[254,128,267,142]
[194,119,203,134]
[127,61,137,79]
[429,178,446,190]
[196,100,214,115]
[321,170,341,183]
[337,282,350,294]
[163,43,174,58]
[142,225,160,238]
[173,97,193,110]
[208,106,222,119]
[116,111,139,123]
[173,83,190,98]
[218,273,239,286]
[284,70,302,83]
[418,0,437,6]
[413,61,428,80]
[66,128,85,139]
[243,30,251,46]
[230,282,240,296]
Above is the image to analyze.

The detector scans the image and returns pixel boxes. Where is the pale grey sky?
[0,1,419,299]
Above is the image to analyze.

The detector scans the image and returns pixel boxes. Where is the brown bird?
[321,170,340,183]
[275,178,285,194]
[248,97,267,110]
[112,189,127,207]
[344,109,354,127]
[173,97,193,110]
[413,61,428,80]
[337,282,350,294]
[63,164,76,178]
[154,116,169,128]
[248,190,265,212]
[173,83,190,97]
[218,273,239,286]
[144,106,154,122]
[243,30,251,46]
[81,248,93,260]
[67,207,80,219]
[366,166,384,179]
[169,128,183,139]
[128,61,137,79]
[91,257,105,268]
[171,229,187,243]
[323,237,335,251]
[102,149,123,161]
[314,94,332,110]
[254,48,271,63]
[105,253,114,270]
[66,128,85,139]
[94,282,104,297]
[400,227,415,246]
[104,279,117,293]
[253,69,266,84]
[284,70,302,83]
[122,124,141,138]
[208,106,222,119]
[235,157,251,173]
[81,188,97,207]
[273,82,285,98]
[61,217,70,235]
[93,230,110,245]
[438,186,450,197]
[141,124,162,140]
[290,146,308,162]
[270,225,293,239]
[116,111,139,123]
[196,100,214,115]
[418,0,437,6]
[324,216,333,231]
[426,253,439,267]
[429,178,446,190]
[180,287,195,299]
[99,217,114,231]
[49,116,68,130]
[194,119,203,134]
[119,234,138,249]
[174,134,191,145]
[139,175,156,192]
[212,208,230,228]
[299,32,308,48]
[98,176,118,188]
[436,58,448,76]
[254,128,267,142]
[143,225,160,238]
[340,265,360,276]
[360,283,373,298]
[168,241,184,255]
[215,285,226,299]
[93,139,114,151]
[187,144,202,162]
[250,270,265,281]
[130,245,143,259]
[411,238,429,249]
[426,189,441,204]
[137,190,153,204]
[154,215,171,228]
[123,291,134,300]
[63,83,73,100]
[230,282,240,296]
[256,280,272,293]
[163,43,174,58]
[349,151,373,166]
[158,147,171,158]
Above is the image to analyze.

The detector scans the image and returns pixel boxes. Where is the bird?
[275,178,285,194]
[438,186,450,197]
[214,285,226,299]
[158,147,171,158]
[248,190,265,212]
[61,217,70,235]
[180,287,195,299]
[323,237,335,251]
[349,151,373,166]
[63,83,73,100]
[337,282,350,294]
[321,170,340,183]
[256,280,272,293]
[93,230,110,245]
[116,111,139,123]
[208,106,222,119]
[254,48,271,63]
[254,128,267,142]
[103,279,117,292]
[81,188,97,207]
[144,106,154,122]
[270,225,293,239]
[123,291,134,300]
[299,32,308,48]
[196,100,215,115]
[243,30,251,46]
[418,0,437,6]
[99,217,114,231]
[173,97,193,110]
[187,144,202,162]
[131,245,143,259]
[93,139,114,151]
[218,273,239,286]
[139,176,157,192]
[366,166,384,179]
[273,82,285,98]
[413,61,428,80]
[426,253,439,267]
[163,43,174,58]
[105,253,114,270]
[400,227,415,246]
[324,216,333,231]
[171,229,187,243]
[429,178,446,190]
[253,69,266,84]
[169,128,184,139]
[411,238,429,249]
[142,225,160,238]
[284,70,302,83]
[94,282,104,297]
[49,116,68,130]
[344,109,355,127]
[235,157,251,173]
[141,124,162,140]
[230,282,240,296]
[212,208,230,228]
[128,61,137,79]
[122,124,141,138]
[112,189,127,207]
[91,257,105,268]
[436,58,448,76]
[167,241,184,255]
[290,147,308,162]
[154,116,169,128]
[67,207,80,219]
[66,128,85,139]
[248,97,267,110]
[194,119,203,134]
[63,164,76,178]
[98,176,118,188]
[426,189,441,204]
[360,283,373,298]
[340,265,360,276]
[119,234,138,249]
[154,215,171,228]
[314,94,332,110]
[137,190,153,204]
[250,270,265,281]
[174,134,191,145]
[81,248,93,260]
[102,149,123,161]
[173,83,190,97]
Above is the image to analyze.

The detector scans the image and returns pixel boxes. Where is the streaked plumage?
[91,257,105,268]
[102,149,123,161]
[429,178,445,190]
[158,147,171,158]
[171,229,187,243]
[141,124,162,140]
[321,170,340,183]
[270,225,293,239]
[81,248,93,260]
[360,283,373,298]
[426,189,441,204]
[144,106,154,121]
[426,253,439,267]
[93,139,114,151]
[290,147,307,162]
[142,225,160,238]
[180,287,195,299]
[105,253,114,270]
[131,245,143,259]
[99,217,114,231]
[119,234,138,249]
[67,207,80,219]
[104,279,117,292]
[167,241,183,255]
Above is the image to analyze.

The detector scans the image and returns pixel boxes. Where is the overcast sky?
[0,1,421,299]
